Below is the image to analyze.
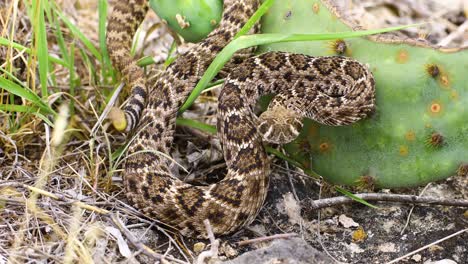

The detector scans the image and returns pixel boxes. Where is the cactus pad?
[260,0,467,188]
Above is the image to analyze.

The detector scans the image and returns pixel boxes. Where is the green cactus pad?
[149,0,223,42]
[259,0,467,188]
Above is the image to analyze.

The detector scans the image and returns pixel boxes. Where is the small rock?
[411,254,422,262]
[339,214,359,228]
[378,242,398,253]
[346,243,365,254]
[219,242,238,258]
[218,238,332,264]
[282,193,302,225]
[193,242,205,254]
[429,245,444,252]
[382,220,395,233]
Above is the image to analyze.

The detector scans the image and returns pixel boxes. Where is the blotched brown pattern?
[107,0,375,237]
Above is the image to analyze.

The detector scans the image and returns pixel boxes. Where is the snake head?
[258,105,303,144]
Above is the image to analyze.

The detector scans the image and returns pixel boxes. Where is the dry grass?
[0,1,195,263]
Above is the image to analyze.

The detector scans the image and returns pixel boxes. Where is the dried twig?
[237,233,297,246]
[109,214,188,264]
[315,183,341,263]
[400,183,431,235]
[90,82,125,136]
[305,193,468,210]
[195,219,219,264]
[438,19,468,47]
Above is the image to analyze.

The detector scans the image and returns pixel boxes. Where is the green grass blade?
[54,8,102,61]
[0,76,55,115]
[0,37,68,67]
[50,4,69,63]
[176,118,217,134]
[98,0,115,81]
[0,104,53,126]
[265,146,320,179]
[163,40,178,68]
[335,186,379,208]
[234,0,274,38]
[137,56,156,67]
[68,42,76,115]
[79,48,97,85]
[32,0,50,97]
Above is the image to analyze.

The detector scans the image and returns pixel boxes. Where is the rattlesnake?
[106,0,375,237]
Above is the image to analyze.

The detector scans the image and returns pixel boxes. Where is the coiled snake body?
[107,0,375,237]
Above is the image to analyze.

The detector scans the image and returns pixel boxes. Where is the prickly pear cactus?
[260,0,468,188]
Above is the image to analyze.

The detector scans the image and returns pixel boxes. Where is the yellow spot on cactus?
[405,131,416,141]
[352,227,367,243]
[450,90,459,100]
[312,3,320,14]
[307,125,318,138]
[424,64,450,88]
[425,123,432,128]
[399,145,409,156]
[431,103,441,113]
[319,142,330,153]
[439,74,450,88]
[428,101,443,116]
[396,49,409,64]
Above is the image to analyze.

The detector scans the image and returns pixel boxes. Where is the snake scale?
[106,0,376,237]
